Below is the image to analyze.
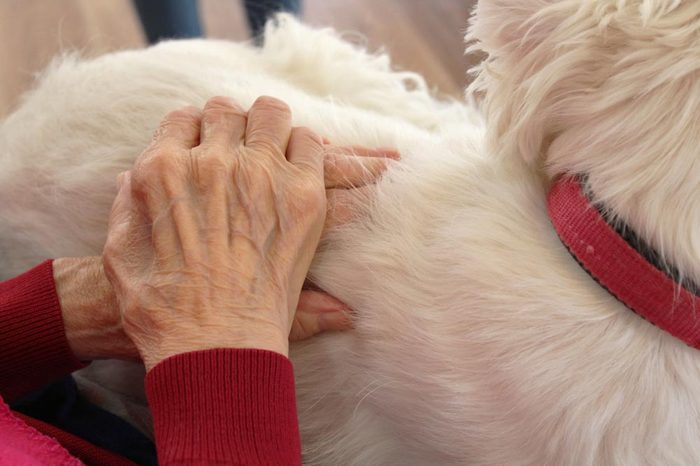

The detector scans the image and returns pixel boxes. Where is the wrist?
[141,328,289,372]
[53,257,138,360]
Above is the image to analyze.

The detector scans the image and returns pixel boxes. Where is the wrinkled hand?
[103,96,396,370]
[56,122,396,362]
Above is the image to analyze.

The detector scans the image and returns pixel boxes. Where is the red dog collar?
[548,175,700,348]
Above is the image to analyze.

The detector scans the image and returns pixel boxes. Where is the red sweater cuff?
[0,260,86,401]
[146,348,301,466]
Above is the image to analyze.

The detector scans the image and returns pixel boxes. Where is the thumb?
[289,290,353,341]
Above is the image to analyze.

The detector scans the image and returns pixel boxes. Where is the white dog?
[1,1,699,464]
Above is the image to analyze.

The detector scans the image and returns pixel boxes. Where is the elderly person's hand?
[102,96,394,370]
[54,103,395,363]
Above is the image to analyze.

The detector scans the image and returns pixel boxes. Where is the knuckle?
[294,126,321,142]
[152,108,201,141]
[201,106,242,127]
[147,149,178,173]
[201,97,245,128]
[164,107,200,125]
[204,96,241,115]
[248,135,284,157]
[201,108,225,125]
[254,95,291,115]
[131,152,174,194]
[190,147,230,183]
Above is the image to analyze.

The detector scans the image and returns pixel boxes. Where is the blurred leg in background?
[133,0,301,44]
[133,0,202,44]
[243,0,301,38]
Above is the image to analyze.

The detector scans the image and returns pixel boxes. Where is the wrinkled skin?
[103,95,396,370]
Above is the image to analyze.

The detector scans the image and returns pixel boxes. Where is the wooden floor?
[0,0,477,118]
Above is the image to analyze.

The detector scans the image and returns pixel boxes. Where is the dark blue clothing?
[243,0,301,38]
[12,376,157,466]
[133,0,203,43]
[133,0,302,44]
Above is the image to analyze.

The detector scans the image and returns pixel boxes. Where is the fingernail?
[319,310,354,331]
[379,148,401,160]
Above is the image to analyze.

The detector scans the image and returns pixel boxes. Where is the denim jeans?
[133,0,302,44]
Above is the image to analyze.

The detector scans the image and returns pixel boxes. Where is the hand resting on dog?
[0,95,398,465]
[51,98,398,363]
[103,94,395,368]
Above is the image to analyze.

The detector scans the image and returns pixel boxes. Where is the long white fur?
[1,2,699,464]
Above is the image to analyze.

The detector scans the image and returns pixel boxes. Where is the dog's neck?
[540,106,700,291]
[548,175,700,349]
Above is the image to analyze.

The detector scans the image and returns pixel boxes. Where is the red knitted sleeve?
[0,260,86,401]
[146,348,302,465]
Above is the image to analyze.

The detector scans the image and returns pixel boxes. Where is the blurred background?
[0,0,478,118]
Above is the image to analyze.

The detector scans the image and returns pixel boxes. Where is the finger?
[286,126,324,178]
[326,145,401,161]
[324,154,392,189]
[245,96,292,157]
[129,155,202,268]
[289,290,353,341]
[136,107,202,167]
[199,96,247,148]
[103,172,152,295]
[132,107,199,207]
[151,107,202,149]
[107,171,134,238]
[325,185,375,230]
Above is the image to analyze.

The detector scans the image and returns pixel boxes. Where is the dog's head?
[468,0,700,284]
[467,0,700,170]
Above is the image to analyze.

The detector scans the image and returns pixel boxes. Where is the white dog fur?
[1,1,699,464]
